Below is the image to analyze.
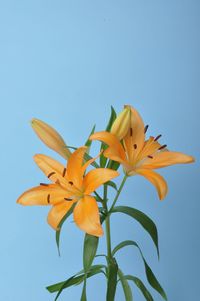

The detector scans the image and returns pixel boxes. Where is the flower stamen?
[40,183,48,186]
[62,168,66,177]
[48,172,56,178]
[154,134,162,141]
[158,144,167,150]
[144,125,149,133]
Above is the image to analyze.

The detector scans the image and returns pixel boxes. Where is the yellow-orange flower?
[17,147,119,236]
[90,106,194,200]
[31,118,71,159]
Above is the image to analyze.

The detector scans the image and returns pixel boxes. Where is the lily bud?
[111,105,131,140]
[31,118,71,160]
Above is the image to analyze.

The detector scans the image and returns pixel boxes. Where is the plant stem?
[109,174,128,214]
[103,185,112,258]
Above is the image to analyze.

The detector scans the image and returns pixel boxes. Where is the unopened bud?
[31,118,71,159]
[111,105,131,140]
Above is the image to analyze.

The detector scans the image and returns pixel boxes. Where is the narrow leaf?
[112,206,159,257]
[85,125,96,149]
[83,234,99,271]
[112,240,167,300]
[80,280,87,301]
[106,181,118,191]
[56,204,75,256]
[118,269,133,301]
[106,257,118,301]
[125,275,154,301]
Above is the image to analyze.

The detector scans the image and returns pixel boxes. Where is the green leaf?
[118,269,133,301]
[106,181,118,191]
[106,257,118,301]
[125,275,154,301]
[100,106,117,167]
[111,206,159,258]
[55,204,75,256]
[47,265,106,299]
[80,280,87,301]
[83,234,99,272]
[85,125,96,149]
[112,240,167,301]
[107,160,120,171]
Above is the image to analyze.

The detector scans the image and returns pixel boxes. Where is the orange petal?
[84,168,119,194]
[135,168,168,200]
[81,151,102,175]
[90,131,126,163]
[73,196,103,237]
[67,147,87,188]
[17,184,70,206]
[47,201,74,230]
[141,151,195,169]
[34,154,69,188]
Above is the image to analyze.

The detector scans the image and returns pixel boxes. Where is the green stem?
[109,174,128,214]
[103,185,112,259]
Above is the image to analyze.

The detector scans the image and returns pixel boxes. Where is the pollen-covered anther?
[133,144,137,149]
[47,171,56,178]
[147,155,153,159]
[144,125,149,133]
[40,183,48,186]
[158,144,167,150]
[62,168,66,177]
[64,198,72,201]
[69,181,73,185]
[154,134,162,141]
[47,194,50,203]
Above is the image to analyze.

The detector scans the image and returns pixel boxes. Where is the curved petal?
[141,151,195,169]
[17,184,71,206]
[83,168,119,194]
[81,151,101,175]
[73,196,103,237]
[135,168,168,200]
[47,201,74,230]
[34,154,68,188]
[90,131,126,163]
[67,146,87,188]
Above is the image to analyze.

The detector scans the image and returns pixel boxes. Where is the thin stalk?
[103,185,112,259]
[109,175,127,214]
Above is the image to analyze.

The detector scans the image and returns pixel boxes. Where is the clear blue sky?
[0,1,199,300]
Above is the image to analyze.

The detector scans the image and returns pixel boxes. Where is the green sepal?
[106,257,118,301]
[118,269,133,301]
[55,204,75,256]
[111,206,159,258]
[112,240,167,301]
[125,275,154,301]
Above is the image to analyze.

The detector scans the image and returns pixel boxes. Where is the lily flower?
[31,118,71,160]
[17,147,119,237]
[90,106,194,200]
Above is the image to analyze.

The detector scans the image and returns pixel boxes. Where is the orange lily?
[17,147,119,236]
[90,105,194,200]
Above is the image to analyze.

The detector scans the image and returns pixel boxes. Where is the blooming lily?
[90,106,194,200]
[17,147,119,236]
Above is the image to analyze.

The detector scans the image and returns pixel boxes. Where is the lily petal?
[135,168,168,200]
[81,151,101,175]
[73,196,103,237]
[34,154,68,188]
[84,168,119,194]
[141,151,195,169]
[47,201,74,230]
[90,131,126,163]
[67,146,87,188]
[17,184,70,205]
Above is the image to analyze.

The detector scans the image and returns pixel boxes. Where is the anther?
[154,134,162,141]
[48,171,56,178]
[133,144,137,149]
[62,168,66,177]
[69,181,73,185]
[144,125,149,133]
[147,155,153,159]
[47,194,50,203]
[64,198,72,201]
[158,144,167,150]
[40,183,48,186]
[130,128,133,136]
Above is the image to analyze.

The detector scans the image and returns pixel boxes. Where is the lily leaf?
[83,234,99,272]
[111,206,159,258]
[106,257,118,301]
[100,106,117,167]
[56,204,75,256]
[80,281,87,301]
[106,181,118,191]
[118,269,133,301]
[112,240,167,301]
[85,125,96,148]
[125,275,154,301]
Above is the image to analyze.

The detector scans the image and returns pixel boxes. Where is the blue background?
[0,1,199,300]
